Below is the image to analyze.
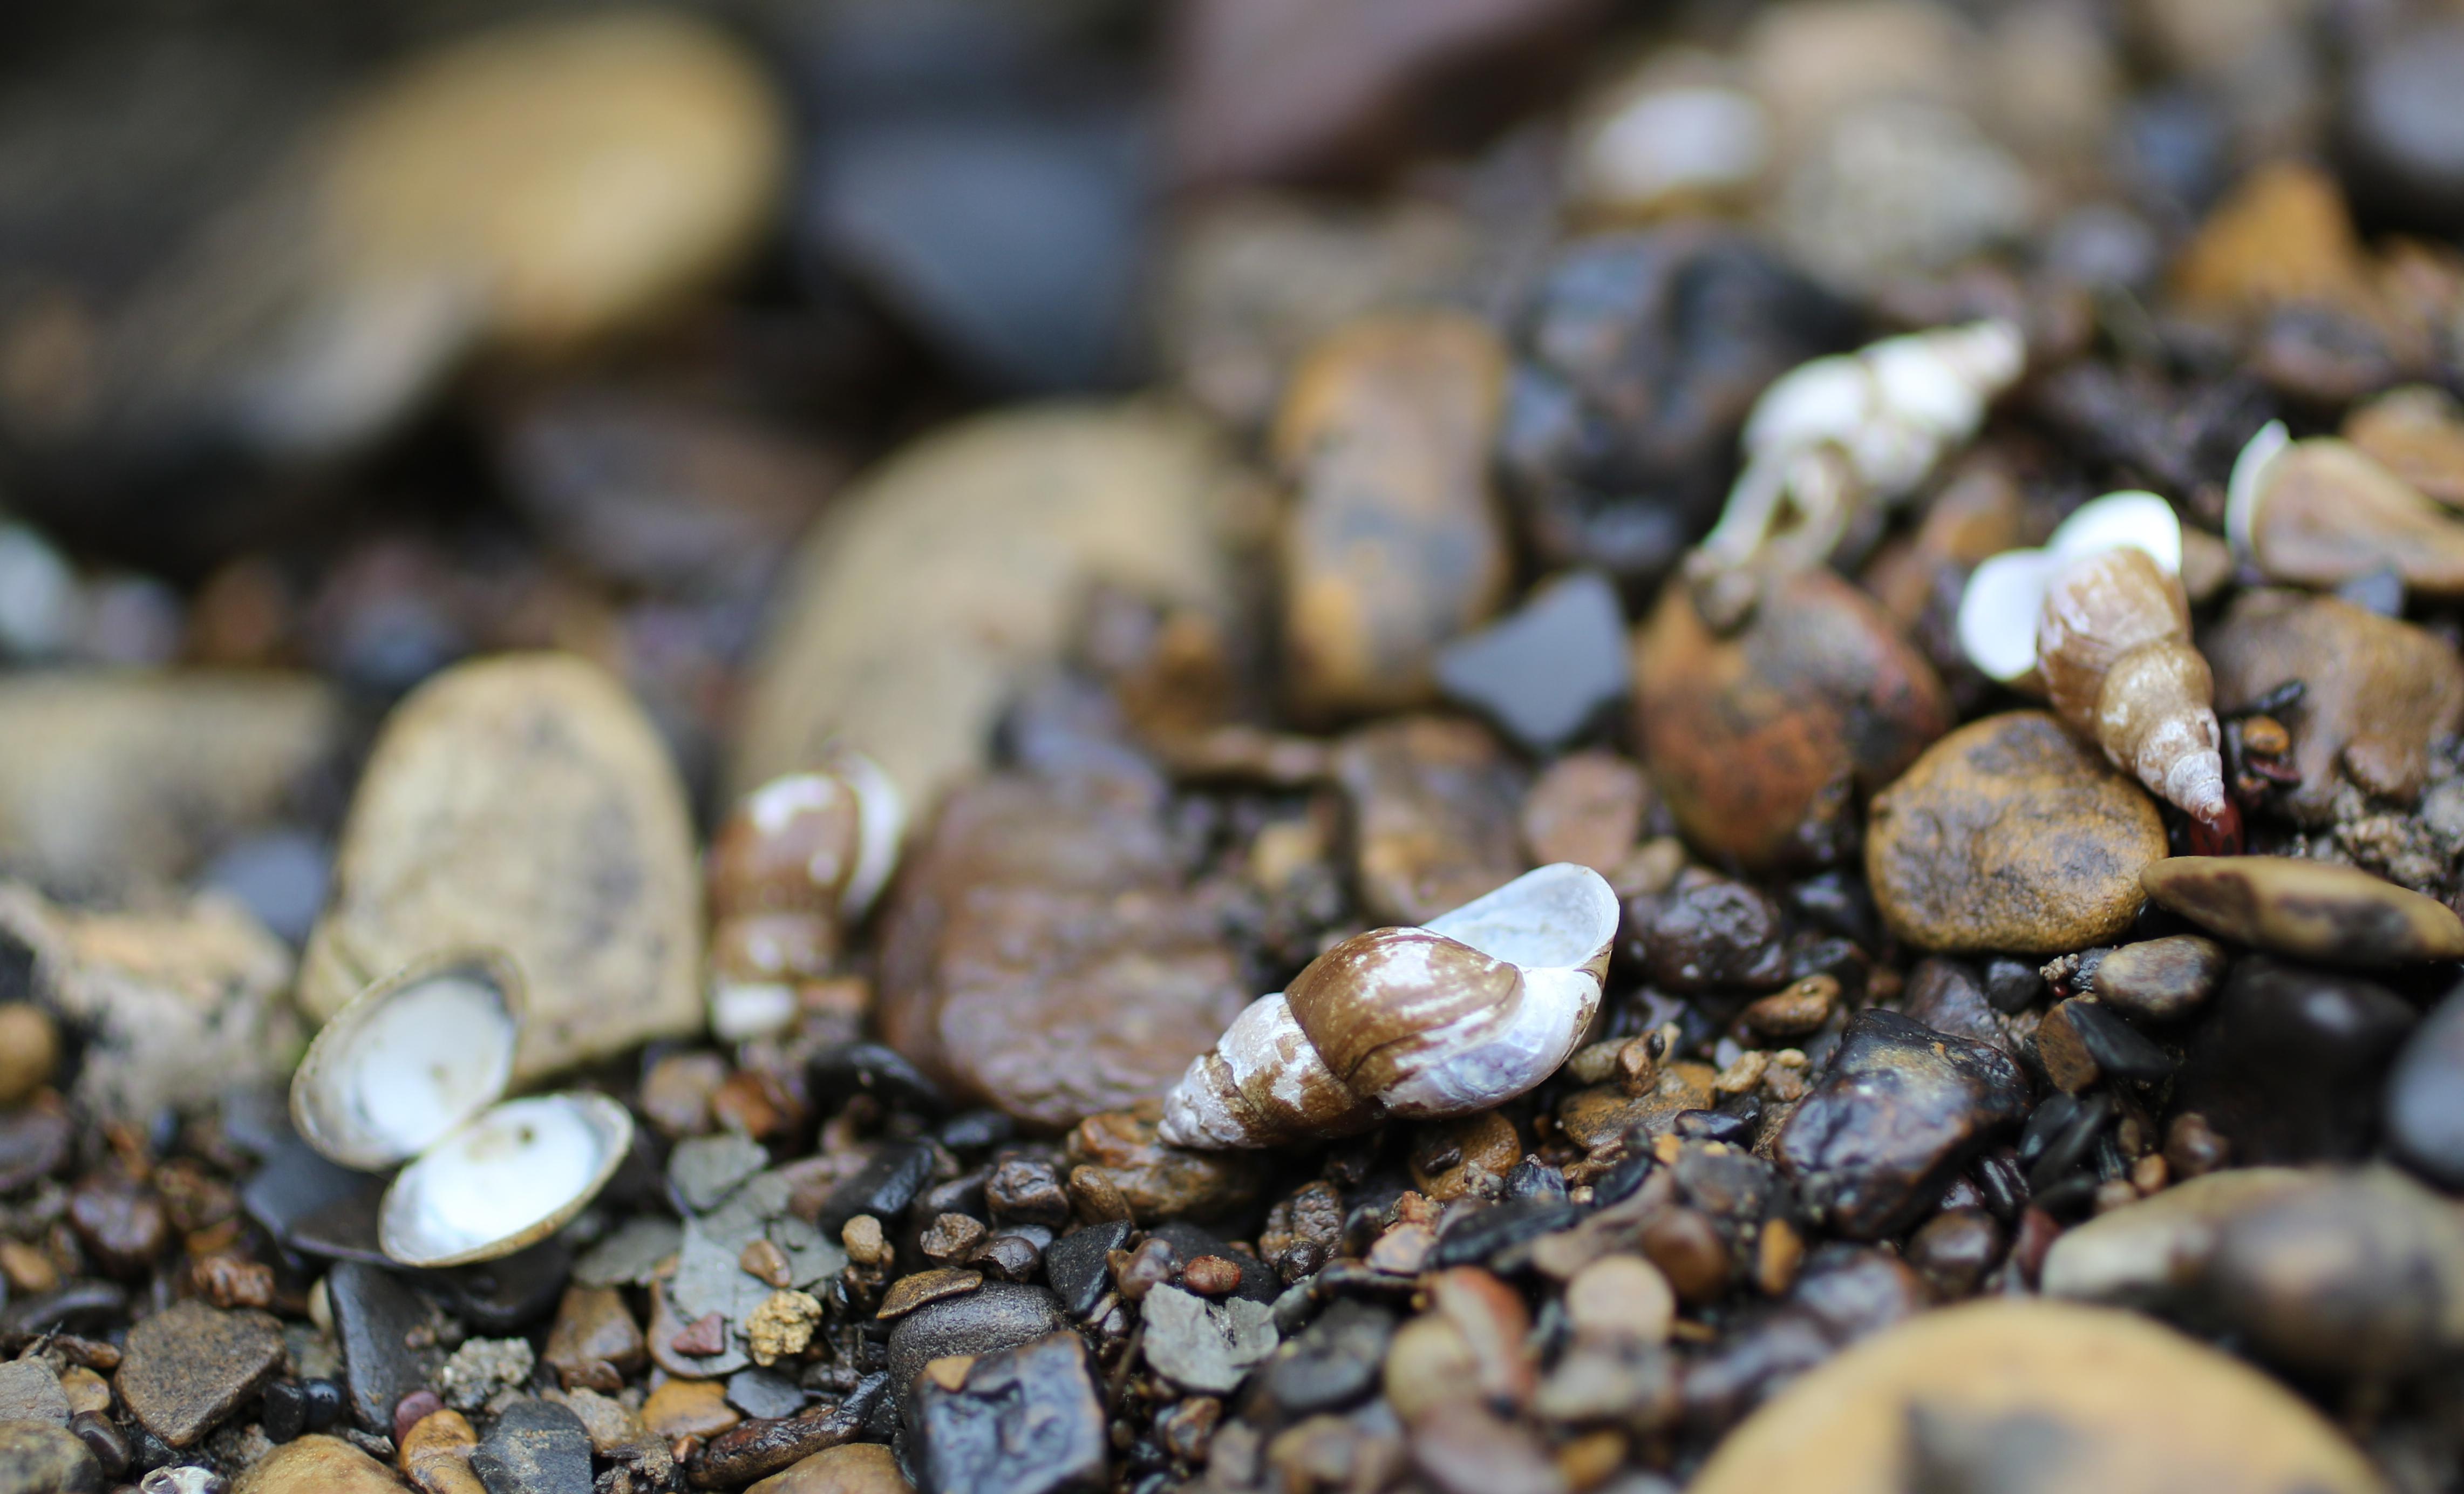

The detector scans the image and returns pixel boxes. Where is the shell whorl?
[2039,547,2227,823]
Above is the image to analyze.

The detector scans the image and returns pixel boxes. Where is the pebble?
[1866,712,2166,954]
[2174,956,2416,1164]
[2209,1166,2464,1378]
[115,1301,285,1448]
[0,1002,58,1107]
[2387,982,2464,1190]
[1776,99,2033,291]
[746,1442,910,1494]
[1775,1009,2029,1239]
[2206,592,2464,820]
[1637,568,1950,873]
[1564,1255,1675,1346]
[1691,1299,2383,1494]
[328,1261,437,1434]
[0,884,298,1125]
[726,1369,805,1424]
[1274,314,1512,720]
[1624,870,1789,994]
[2089,935,2228,1023]
[231,1435,400,1494]
[903,1330,1105,1494]
[2036,999,2172,1093]
[0,1099,71,1193]
[2341,21,2464,232]
[1897,959,2020,1063]
[736,405,1236,816]
[1043,1221,1131,1319]
[883,1283,1068,1414]
[2170,161,2379,327]
[541,1286,643,1391]
[1905,1208,2003,1299]
[1141,1285,1279,1394]
[1434,571,1631,752]
[2040,1167,2310,1308]
[0,672,339,891]
[469,1398,593,1494]
[2343,386,2464,510]
[66,1172,165,1279]
[2142,856,2464,967]
[1335,716,1529,925]
[1518,752,1653,877]
[874,773,1249,1129]
[670,1134,770,1213]
[645,1381,740,1442]
[1255,1300,1393,1417]
[0,1357,70,1425]
[692,1402,866,1488]
[0,1420,101,1491]
[1063,1108,1263,1226]
[1408,1111,1520,1202]
[399,1407,485,1494]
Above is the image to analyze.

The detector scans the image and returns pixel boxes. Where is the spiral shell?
[1159,863,1619,1149]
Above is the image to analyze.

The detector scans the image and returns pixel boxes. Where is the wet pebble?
[328,1261,437,1434]
[0,1001,58,1108]
[692,1402,867,1490]
[746,1443,910,1494]
[114,1301,285,1449]
[2208,1166,2464,1379]
[1042,1221,1131,1320]
[1867,712,2166,954]
[1624,870,1788,994]
[1141,1285,1279,1394]
[884,1283,1068,1414]
[1434,571,1630,752]
[670,1134,768,1213]
[1256,1300,1392,1417]
[231,1435,400,1494]
[1334,717,1528,925]
[2174,956,2415,1164]
[645,1380,739,1442]
[2089,935,2228,1023]
[903,1330,1104,1494]
[542,1286,643,1392]
[399,1407,485,1494]
[469,1399,593,1494]
[2040,1167,2310,1308]
[2141,856,2464,967]
[1064,1108,1261,1225]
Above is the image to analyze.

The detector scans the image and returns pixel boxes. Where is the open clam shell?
[290,953,524,1171]
[378,1092,634,1268]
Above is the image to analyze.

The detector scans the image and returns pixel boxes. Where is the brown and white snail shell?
[1159,863,1620,1149]
[1958,492,2229,826]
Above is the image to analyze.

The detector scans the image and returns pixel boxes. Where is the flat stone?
[1436,570,1630,751]
[328,1261,438,1434]
[0,1422,99,1493]
[1867,711,2165,954]
[746,1442,910,1494]
[695,1402,867,1489]
[1334,716,1527,926]
[1042,1221,1131,1319]
[0,1357,70,1425]
[1691,1300,2385,1494]
[2175,957,2416,1164]
[1518,751,1653,877]
[115,1300,285,1448]
[884,1284,1068,1414]
[2089,935,2229,1023]
[471,1398,594,1494]
[879,1271,982,1321]
[670,1134,770,1212]
[2388,981,2464,1189]
[543,1387,642,1456]
[1775,1009,2029,1239]
[904,1330,1105,1494]
[1256,1300,1394,1417]
[813,1145,936,1239]
[2041,1169,2311,1307]
[542,1286,643,1389]
[727,1368,806,1422]
[2209,1166,2464,1379]
[297,654,703,1083]
[1140,1285,1279,1394]
[644,1380,740,1442]
[231,1434,402,1493]
[571,1218,681,1289]
[2141,856,2464,967]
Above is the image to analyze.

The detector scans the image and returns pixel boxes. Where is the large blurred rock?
[0,671,338,892]
[734,403,1243,817]
[299,653,702,1083]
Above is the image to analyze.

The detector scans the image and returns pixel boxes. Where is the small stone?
[2041,1168,2311,1308]
[2343,386,2464,510]
[726,1369,805,1423]
[232,1435,400,1494]
[542,1287,643,1393]
[878,1272,982,1322]
[2142,856,2464,967]
[2171,161,2378,325]
[692,1402,866,1488]
[115,1300,285,1448]
[1141,1286,1279,1394]
[0,1422,99,1493]
[0,1358,70,1425]
[2174,957,2416,1165]
[67,1172,166,1278]
[571,1218,682,1290]
[1867,712,2166,954]
[393,1392,445,1445]
[1637,568,1950,874]
[399,1407,485,1494]
[1064,1109,1262,1225]
[55,1366,107,1418]
[2089,936,2228,1023]
[814,1145,936,1239]
[1518,752,1653,877]
[1256,1300,1393,1418]
[1624,870,1789,994]
[1043,1223,1131,1319]
[0,1002,59,1107]
[1776,99,2032,291]
[917,1215,986,1268]
[1775,1010,2030,1239]
[2036,999,2173,1094]
[2387,982,2464,1190]
[884,1284,1069,1416]
[542,1388,639,1457]
[1434,571,1630,751]
[1334,717,1528,926]
[1904,1210,2004,1300]
[1408,1111,1520,1204]
[644,1380,740,1442]
[2341,22,2464,233]
[745,1291,822,1367]
[2208,1166,2464,1378]
[669,1134,770,1212]
[1563,1255,1674,1346]
[745,1442,909,1494]
[1407,1403,1561,1494]
[1180,1257,1245,1298]
[1743,976,1840,1040]
[437,1338,534,1412]
[469,1398,593,1494]
[669,1312,728,1360]
[903,1331,1104,1494]
[640,1052,728,1139]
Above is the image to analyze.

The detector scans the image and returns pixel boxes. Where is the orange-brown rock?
[1636,566,1951,872]
[2170,160,2380,325]
[1064,1108,1262,1224]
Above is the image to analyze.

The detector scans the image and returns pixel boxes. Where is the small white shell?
[290,955,522,1171]
[378,1092,634,1268]
[2225,420,2292,563]
[1956,491,2185,683]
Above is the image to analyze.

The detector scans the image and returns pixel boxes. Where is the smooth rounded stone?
[1255,1300,1394,1417]
[2205,592,2464,820]
[1273,314,1511,721]
[2208,1166,2464,1378]
[1518,751,1652,877]
[736,404,1238,814]
[115,1301,285,1449]
[2387,982,2464,1190]
[298,653,700,1083]
[470,1399,592,1494]
[2344,387,2464,510]
[2034,999,2172,1093]
[1564,1255,1675,1345]
[1691,1299,2385,1494]
[874,773,1248,1129]
[233,1435,403,1494]
[0,672,339,889]
[2040,1167,2310,1307]
[1774,1009,2030,1240]
[1637,568,1950,874]
[2141,857,2464,968]
[1501,227,1855,582]
[400,1407,486,1494]
[1333,716,1528,926]
[902,1330,1103,1494]
[2089,935,2228,1023]
[726,1369,805,1424]
[0,1422,100,1493]
[1867,712,2166,954]
[1042,1221,1131,1320]
[2341,22,2464,231]
[540,1286,643,1391]
[1141,1286,1278,1394]
[884,1284,1068,1410]
[0,883,297,1125]
[66,1173,166,1278]
[1624,870,1788,995]
[1435,571,1631,753]
[746,1443,910,1494]
[0,1001,57,1108]
[2175,956,2417,1165]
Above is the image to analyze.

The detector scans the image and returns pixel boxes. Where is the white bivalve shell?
[1956,491,2182,685]
[1159,863,1620,1149]
[289,954,634,1267]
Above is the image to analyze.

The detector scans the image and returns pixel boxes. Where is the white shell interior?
[2225,420,2291,561]
[291,962,520,1171]
[1956,491,2186,684]
[835,748,905,921]
[1425,863,1620,975]
[379,1093,632,1267]
[2048,490,2181,574]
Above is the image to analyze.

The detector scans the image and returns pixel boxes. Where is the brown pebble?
[1180,1255,1244,1297]
[2091,935,2229,1023]
[1742,976,1838,1039]
[639,1051,728,1139]
[0,1003,59,1109]
[965,1234,1042,1284]
[1755,1217,1804,1298]
[1383,1314,1479,1422]
[232,1434,403,1493]
[1335,715,1529,925]
[1425,1268,1535,1409]
[1407,1111,1519,1202]
[741,1238,795,1288]
[544,1285,645,1391]
[693,1402,866,1488]
[670,1312,727,1358]
[67,1172,167,1278]
[1519,752,1653,875]
[1563,1255,1674,1345]
[917,1214,987,1266]
[2166,1112,2231,1179]
[190,1253,275,1310]
[392,1389,445,1444]
[1110,1237,1174,1301]
[55,1366,108,1417]
[745,1441,913,1494]
[1366,1224,1437,1277]
[2036,999,2103,1094]
[876,1269,982,1320]
[1064,1109,1261,1224]
[644,1378,741,1441]
[0,1239,57,1294]
[1907,1209,2004,1299]
[1639,1207,1732,1306]
[2141,855,2464,967]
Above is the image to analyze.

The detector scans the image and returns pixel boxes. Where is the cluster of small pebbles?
[2,1,2463,1493]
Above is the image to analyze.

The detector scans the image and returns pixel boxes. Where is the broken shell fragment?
[2228,421,2464,596]
[1159,863,1619,1148]
[290,954,636,1267]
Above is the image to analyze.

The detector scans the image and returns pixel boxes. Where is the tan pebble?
[841,1215,889,1267]
[1563,1255,1674,1345]
[1713,1050,1769,1096]
[747,1441,914,1494]
[876,1269,982,1320]
[922,1356,974,1394]
[1365,1223,1436,1276]
[233,1434,405,1493]
[543,1285,645,1390]
[741,1238,795,1288]
[2345,384,2464,509]
[644,1379,740,1441]
[1407,1111,1520,1202]
[1382,1314,1479,1422]
[398,1408,485,1494]
[1757,1215,1804,1296]
[0,1240,58,1295]
[1743,976,1838,1038]
[745,1289,822,1367]
[1556,1428,1628,1492]
[1426,1267,1535,1408]
[2141,855,2464,967]
[56,1364,109,1416]
[0,1003,58,1108]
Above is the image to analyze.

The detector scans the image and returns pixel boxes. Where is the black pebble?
[1433,1199,1582,1268]
[1501,1158,1567,1205]
[1040,1221,1130,1319]
[816,1142,938,1237]
[809,1043,948,1113]
[302,1377,344,1431]
[2066,1002,2173,1084]
[1673,1110,1754,1146]
[69,1410,127,1477]
[1983,957,2044,1015]
[260,1380,306,1443]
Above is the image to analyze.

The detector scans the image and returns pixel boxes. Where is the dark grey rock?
[2343,21,2464,232]
[668,1134,769,1213]
[1785,1244,1929,1344]
[471,1398,594,1494]
[326,1261,434,1434]
[1434,571,1630,751]
[1040,1221,1128,1319]
[238,1137,369,1248]
[572,1218,682,1289]
[115,1301,284,1448]
[1900,958,2018,1061]
[816,1143,937,1238]
[1256,1299,1393,1416]
[0,1281,123,1336]
[1433,1199,1582,1267]
[435,1242,573,1335]
[808,1043,947,1113]
[726,1368,806,1422]
[905,1330,1106,1494]
[0,1104,73,1194]
[200,831,330,946]
[0,1422,100,1493]
[2207,1167,2464,1378]
[885,1283,1068,1413]
[2387,982,2464,1191]
[1774,1009,2030,1239]
[2176,956,2415,1164]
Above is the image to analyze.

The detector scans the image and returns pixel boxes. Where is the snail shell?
[1159,863,1619,1149]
